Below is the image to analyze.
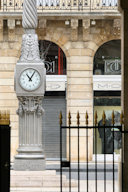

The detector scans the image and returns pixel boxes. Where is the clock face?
[19,68,41,91]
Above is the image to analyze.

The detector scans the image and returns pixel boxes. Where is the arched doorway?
[93,40,121,154]
[39,40,67,160]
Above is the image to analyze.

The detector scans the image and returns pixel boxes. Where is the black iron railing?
[59,110,123,192]
[1,0,118,12]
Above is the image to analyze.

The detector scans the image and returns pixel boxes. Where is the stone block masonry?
[0,17,121,161]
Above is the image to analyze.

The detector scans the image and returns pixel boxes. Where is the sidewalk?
[10,158,121,192]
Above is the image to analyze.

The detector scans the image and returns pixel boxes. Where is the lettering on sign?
[47,84,61,90]
[105,59,121,75]
[45,61,55,74]
[94,82,121,90]
[46,82,65,91]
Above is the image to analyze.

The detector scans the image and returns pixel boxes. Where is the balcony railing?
[1,0,118,13]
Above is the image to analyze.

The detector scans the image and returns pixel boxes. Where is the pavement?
[10,156,121,192]
[46,162,119,180]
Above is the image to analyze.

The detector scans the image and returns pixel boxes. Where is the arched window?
[39,40,66,75]
[93,40,121,75]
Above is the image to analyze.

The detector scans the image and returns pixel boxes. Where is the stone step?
[10,187,78,192]
[11,175,67,182]
[11,176,66,187]
[11,170,77,188]
[11,170,56,176]
[11,177,76,187]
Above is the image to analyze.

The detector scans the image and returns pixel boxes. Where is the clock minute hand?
[30,71,35,81]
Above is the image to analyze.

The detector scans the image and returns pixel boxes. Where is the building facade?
[0,0,121,161]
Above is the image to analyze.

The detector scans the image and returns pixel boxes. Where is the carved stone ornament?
[71,19,78,29]
[22,0,37,29]
[83,19,90,29]
[19,34,41,62]
[17,96,44,117]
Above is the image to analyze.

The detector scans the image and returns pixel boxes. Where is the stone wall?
[0,17,121,161]
[0,55,19,160]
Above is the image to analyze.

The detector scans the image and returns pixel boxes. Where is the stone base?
[13,158,45,171]
[10,170,77,189]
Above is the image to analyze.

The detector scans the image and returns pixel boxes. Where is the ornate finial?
[120,111,124,125]
[22,0,37,30]
[0,110,10,125]
[59,111,63,126]
[112,111,115,125]
[77,111,80,126]
[102,111,106,125]
[94,111,98,125]
[85,111,89,126]
[68,111,71,126]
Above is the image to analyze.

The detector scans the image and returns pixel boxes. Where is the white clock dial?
[19,68,41,91]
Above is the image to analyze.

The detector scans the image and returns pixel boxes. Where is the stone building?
[0,0,121,162]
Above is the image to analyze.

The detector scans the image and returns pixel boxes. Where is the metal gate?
[59,111,124,192]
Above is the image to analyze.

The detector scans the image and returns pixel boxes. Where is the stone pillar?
[14,96,45,170]
[67,42,93,161]
[14,0,46,170]
[119,0,128,191]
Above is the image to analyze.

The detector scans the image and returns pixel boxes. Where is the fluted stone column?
[14,0,46,170]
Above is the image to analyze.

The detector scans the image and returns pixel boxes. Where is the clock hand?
[26,73,31,81]
[29,71,35,81]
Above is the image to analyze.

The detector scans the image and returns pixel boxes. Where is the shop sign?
[105,59,121,75]
[93,81,121,90]
[45,61,55,74]
[46,81,65,91]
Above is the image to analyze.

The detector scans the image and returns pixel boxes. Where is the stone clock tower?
[14,0,46,170]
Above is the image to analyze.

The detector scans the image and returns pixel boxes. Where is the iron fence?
[1,0,118,12]
[59,110,123,192]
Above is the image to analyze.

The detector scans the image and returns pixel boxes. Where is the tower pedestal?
[14,96,45,170]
